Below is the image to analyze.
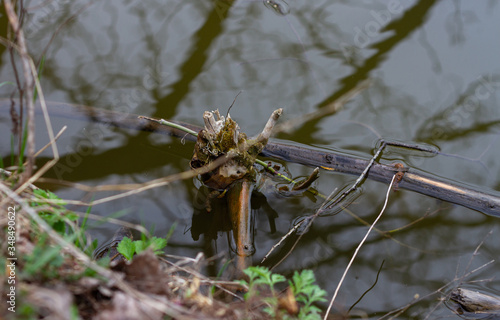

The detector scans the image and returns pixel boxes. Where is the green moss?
[191,113,271,189]
[216,118,239,152]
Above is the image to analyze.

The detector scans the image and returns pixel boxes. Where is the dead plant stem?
[4,0,36,182]
[36,154,235,207]
[11,57,61,196]
[264,142,389,270]
[139,114,323,195]
[324,174,397,319]
[33,126,66,158]
[0,182,197,319]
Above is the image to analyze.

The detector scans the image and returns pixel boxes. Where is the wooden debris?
[190,109,282,190]
[227,179,255,271]
[190,109,282,270]
[292,167,320,191]
[450,287,500,314]
[7,99,500,216]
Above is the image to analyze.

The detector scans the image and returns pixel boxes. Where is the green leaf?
[117,237,135,260]
[288,269,327,318]
[133,240,146,254]
[298,310,322,320]
[52,219,66,234]
[296,295,308,304]
[34,188,57,200]
[243,266,263,283]
[309,287,327,303]
[81,205,92,230]
[254,277,270,286]
[70,304,80,320]
[149,237,167,252]
[271,273,286,285]
[307,305,322,313]
[33,189,67,205]
[249,266,275,287]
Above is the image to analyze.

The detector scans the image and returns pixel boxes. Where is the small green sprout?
[289,270,327,320]
[31,189,79,236]
[238,266,326,319]
[117,236,168,261]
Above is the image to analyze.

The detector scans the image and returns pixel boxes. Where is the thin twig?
[463,229,492,278]
[321,141,387,214]
[4,0,36,181]
[260,219,305,264]
[0,29,61,194]
[139,115,324,198]
[71,211,151,238]
[265,142,388,270]
[324,174,397,319]
[35,153,235,207]
[160,256,245,301]
[0,182,197,319]
[33,125,66,158]
[5,14,24,157]
[14,58,60,194]
[139,115,199,137]
[348,260,385,313]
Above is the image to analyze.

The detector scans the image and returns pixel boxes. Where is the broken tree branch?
[1,99,499,217]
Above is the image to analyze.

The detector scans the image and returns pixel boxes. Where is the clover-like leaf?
[149,237,167,253]
[117,237,135,260]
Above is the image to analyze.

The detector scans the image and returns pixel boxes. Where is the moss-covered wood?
[190,109,282,190]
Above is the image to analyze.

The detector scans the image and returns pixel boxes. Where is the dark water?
[1,0,500,318]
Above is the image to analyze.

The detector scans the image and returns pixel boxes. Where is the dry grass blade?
[323,174,397,319]
[160,256,245,302]
[0,21,62,195]
[14,60,61,195]
[261,218,305,264]
[71,211,151,237]
[35,153,234,206]
[265,141,389,270]
[0,182,199,319]
[33,125,67,158]
[4,0,36,181]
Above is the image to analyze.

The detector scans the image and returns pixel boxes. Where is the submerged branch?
[1,100,500,216]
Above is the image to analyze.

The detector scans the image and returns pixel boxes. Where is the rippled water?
[1,1,500,318]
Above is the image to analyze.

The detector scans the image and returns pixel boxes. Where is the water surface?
[1,0,500,318]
